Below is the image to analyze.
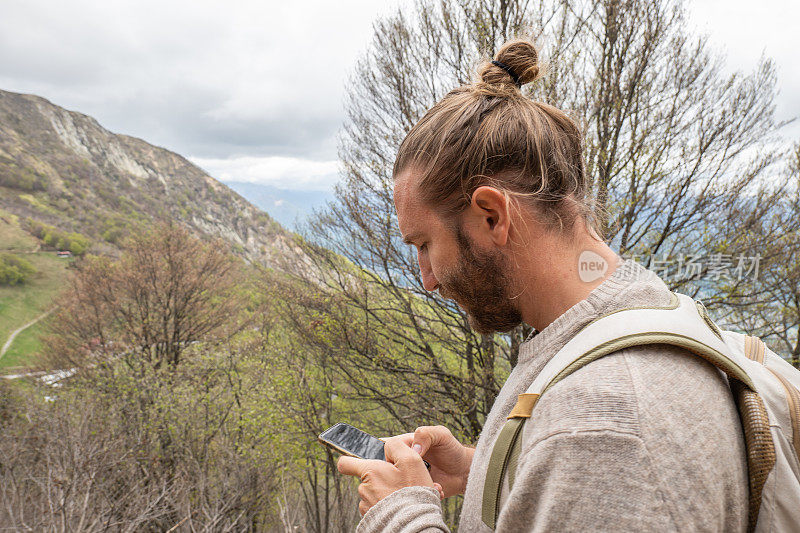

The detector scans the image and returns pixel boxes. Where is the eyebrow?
[402,231,423,245]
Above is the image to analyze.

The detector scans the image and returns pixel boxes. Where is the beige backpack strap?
[744,336,800,466]
[481,294,773,531]
[744,335,766,364]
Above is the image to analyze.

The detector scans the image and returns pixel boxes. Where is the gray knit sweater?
[357,259,748,532]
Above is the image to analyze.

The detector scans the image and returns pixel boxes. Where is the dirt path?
[0,307,56,360]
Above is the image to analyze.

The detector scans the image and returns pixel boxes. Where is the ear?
[468,186,511,247]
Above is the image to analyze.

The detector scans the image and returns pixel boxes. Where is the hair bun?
[479,39,540,89]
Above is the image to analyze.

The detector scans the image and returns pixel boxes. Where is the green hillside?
[0,89,307,370]
[0,89,302,268]
[0,212,67,370]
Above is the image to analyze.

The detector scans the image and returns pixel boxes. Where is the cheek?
[429,248,460,288]
[426,248,445,278]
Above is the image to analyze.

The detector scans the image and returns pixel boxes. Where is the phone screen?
[318,423,386,461]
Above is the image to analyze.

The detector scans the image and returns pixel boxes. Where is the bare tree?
[0,345,287,531]
[1,290,292,531]
[282,0,783,440]
[769,145,800,362]
[45,222,241,373]
[271,1,790,527]
[722,144,800,365]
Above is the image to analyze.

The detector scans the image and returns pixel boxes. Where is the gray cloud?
[688,0,800,139]
[0,0,797,192]
[0,0,396,162]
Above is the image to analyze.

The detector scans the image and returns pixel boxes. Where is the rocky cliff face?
[0,89,303,268]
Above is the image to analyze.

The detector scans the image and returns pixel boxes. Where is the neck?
[510,222,619,332]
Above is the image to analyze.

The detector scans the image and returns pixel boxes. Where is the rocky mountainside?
[0,89,301,267]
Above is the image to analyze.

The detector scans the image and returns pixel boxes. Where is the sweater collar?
[516,258,660,365]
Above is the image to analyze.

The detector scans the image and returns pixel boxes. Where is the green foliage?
[0,284,348,529]
[0,213,36,251]
[0,253,36,286]
[100,216,129,244]
[17,193,58,216]
[0,345,290,528]
[0,160,47,192]
[22,219,90,255]
[66,232,89,255]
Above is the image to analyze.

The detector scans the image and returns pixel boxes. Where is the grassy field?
[0,212,37,252]
[0,213,70,370]
[0,316,50,368]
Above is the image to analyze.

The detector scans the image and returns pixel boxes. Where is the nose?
[418,250,439,292]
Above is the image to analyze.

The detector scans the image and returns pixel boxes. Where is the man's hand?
[337,436,439,516]
[411,425,474,497]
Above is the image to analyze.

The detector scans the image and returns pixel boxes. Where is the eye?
[419,243,428,252]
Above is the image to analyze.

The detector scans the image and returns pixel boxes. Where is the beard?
[437,226,523,335]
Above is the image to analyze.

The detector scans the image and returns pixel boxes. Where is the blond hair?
[393,39,596,235]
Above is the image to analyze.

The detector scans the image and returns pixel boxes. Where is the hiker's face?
[394,170,522,334]
[439,226,523,334]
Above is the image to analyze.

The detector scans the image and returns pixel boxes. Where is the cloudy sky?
[1,0,798,194]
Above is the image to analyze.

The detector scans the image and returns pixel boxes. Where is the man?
[337,39,747,532]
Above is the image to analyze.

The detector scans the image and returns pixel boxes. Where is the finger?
[397,433,415,446]
[382,433,415,451]
[337,455,368,478]
[412,425,451,456]
[378,432,414,446]
[384,436,427,473]
[359,500,369,517]
[433,482,445,500]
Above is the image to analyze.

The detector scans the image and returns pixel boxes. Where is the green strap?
[506,430,522,489]
[481,417,525,529]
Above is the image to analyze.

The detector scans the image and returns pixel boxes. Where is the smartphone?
[318,422,386,460]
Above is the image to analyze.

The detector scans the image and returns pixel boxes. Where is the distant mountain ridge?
[221,181,332,231]
[0,89,301,267]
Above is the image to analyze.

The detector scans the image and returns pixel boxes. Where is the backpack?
[481,292,800,532]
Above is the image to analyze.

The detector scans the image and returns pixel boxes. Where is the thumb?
[384,435,413,462]
[412,425,449,456]
[384,436,424,469]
